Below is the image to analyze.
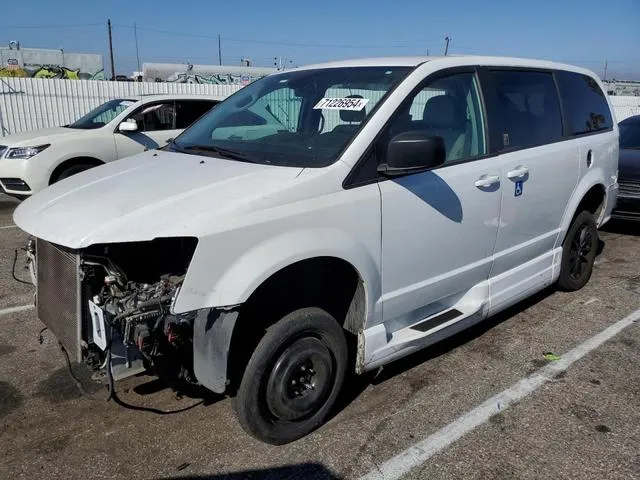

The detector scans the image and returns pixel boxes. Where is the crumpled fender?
[174,227,381,329]
[192,307,239,393]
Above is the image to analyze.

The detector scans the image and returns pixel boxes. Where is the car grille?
[36,239,84,361]
[619,181,640,198]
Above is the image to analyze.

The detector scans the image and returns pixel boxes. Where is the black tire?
[557,210,598,291]
[232,307,348,445]
[52,163,96,183]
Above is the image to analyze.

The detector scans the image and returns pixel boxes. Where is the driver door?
[114,101,181,159]
[379,70,501,328]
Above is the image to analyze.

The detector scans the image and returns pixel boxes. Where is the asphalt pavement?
[0,193,638,480]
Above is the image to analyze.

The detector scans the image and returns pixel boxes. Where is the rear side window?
[619,121,640,149]
[556,71,613,135]
[487,70,563,151]
[175,100,217,129]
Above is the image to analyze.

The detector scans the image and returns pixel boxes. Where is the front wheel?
[557,210,598,291]
[232,307,348,444]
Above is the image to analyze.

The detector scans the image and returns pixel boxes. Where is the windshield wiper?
[178,144,258,163]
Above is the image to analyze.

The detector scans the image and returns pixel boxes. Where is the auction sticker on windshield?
[314,97,370,111]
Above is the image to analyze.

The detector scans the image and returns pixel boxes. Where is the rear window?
[487,70,563,150]
[556,71,613,135]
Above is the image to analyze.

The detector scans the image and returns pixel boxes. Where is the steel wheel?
[265,336,335,422]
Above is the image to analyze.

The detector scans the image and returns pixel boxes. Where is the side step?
[410,308,463,332]
[361,283,489,371]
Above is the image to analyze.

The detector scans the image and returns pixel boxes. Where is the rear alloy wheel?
[557,210,598,291]
[233,307,348,444]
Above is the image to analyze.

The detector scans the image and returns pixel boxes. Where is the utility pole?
[444,36,451,56]
[107,19,115,80]
[603,60,608,81]
[427,48,430,56]
[218,35,222,65]
[134,23,141,72]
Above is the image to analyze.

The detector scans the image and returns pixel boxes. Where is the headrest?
[423,95,464,129]
[340,95,366,123]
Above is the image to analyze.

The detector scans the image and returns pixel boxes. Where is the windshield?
[68,99,137,129]
[172,66,411,167]
[619,121,640,149]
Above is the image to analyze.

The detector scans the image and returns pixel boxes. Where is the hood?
[619,149,640,181]
[1,127,89,146]
[14,150,304,248]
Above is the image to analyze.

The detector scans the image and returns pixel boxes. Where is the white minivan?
[0,94,225,198]
[14,56,618,444]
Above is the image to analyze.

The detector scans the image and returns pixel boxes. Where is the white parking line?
[0,304,34,317]
[0,224,17,230]
[360,307,640,480]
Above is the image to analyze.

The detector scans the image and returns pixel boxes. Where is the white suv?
[14,56,618,444]
[0,94,225,198]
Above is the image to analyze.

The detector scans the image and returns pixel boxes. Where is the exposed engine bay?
[28,237,200,388]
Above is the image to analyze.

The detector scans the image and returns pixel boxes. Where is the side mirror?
[378,131,446,176]
[118,119,138,133]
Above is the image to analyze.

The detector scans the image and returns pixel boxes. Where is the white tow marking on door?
[359,307,640,480]
[0,224,17,230]
[0,304,34,317]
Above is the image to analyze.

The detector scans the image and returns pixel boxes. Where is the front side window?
[488,70,563,150]
[67,99,136,129]
[380,72,487,164]
[619,121,640,149]
[128,102,176,132]
[557,71,613,135]
[173,66,411,167]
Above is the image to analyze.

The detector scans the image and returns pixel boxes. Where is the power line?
[112,23,436,50]
[0,23,102,29]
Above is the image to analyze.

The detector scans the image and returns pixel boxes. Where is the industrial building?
[0,41,104,80]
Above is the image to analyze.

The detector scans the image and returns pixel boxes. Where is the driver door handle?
[474,174,500,188]
[507,166,529,179]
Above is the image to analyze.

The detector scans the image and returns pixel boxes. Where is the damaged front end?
[30,237,210,388]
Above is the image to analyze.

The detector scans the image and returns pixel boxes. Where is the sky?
[1,0,639,79]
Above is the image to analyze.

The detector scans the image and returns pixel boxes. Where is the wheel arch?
[556,172,608,248]
[224,255,367,391]
[49,156,104,184]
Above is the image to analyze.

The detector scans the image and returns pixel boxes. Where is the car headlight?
[5,144,50,159]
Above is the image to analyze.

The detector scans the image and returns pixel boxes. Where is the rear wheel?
[52,163,97,183]
[232,307,348,444]
[557,210,598,291]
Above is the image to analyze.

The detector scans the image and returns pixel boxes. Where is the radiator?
[36,238,83,361]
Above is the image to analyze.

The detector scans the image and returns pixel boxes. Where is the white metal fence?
[1,77,639,137]
[0,77,242,136]
[609,95,640,122]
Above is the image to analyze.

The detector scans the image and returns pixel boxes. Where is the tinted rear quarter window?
[486,70,563,151]
[176,100,217,129]
[556,71,613,135]
[619,121,640,149]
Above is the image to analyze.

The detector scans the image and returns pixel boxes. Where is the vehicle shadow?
[157,462,341,479]
[601,219,640,237]
[393,171,463,223]
[124,132,161,150]
[0,195,20,210]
